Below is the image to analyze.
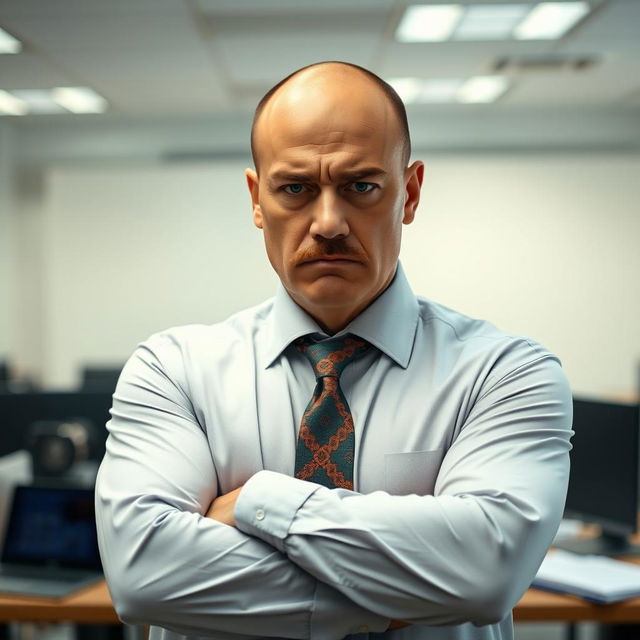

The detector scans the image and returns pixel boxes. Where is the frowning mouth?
[299,256,361,266]
[295,238,365,267]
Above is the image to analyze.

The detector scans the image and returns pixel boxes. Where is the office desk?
[2,579,640,626]
[515,587,640,623]
[0,581,118,623]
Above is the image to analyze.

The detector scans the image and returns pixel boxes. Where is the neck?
[309,309,359,336]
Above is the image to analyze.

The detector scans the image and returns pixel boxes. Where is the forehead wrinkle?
[270,146,385,184]
[256,73,404,175]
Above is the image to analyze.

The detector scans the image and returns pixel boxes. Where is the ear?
[402,161,424,225]
[245,168,263,229]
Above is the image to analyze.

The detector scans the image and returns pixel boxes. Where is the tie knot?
[295,335,370,379]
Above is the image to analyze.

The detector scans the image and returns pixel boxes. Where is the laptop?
[0,484,103,598]
[0,451,32,534]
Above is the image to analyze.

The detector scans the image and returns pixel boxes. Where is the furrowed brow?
[340,168,387,181]
[269,171,314,184]
[268,168,387,185]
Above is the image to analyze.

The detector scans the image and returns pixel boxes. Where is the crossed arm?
[206,492,411,632]
[96,336,572,639]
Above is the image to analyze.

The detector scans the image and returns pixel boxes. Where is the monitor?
[559,397,640,556]
[0,391,113,460]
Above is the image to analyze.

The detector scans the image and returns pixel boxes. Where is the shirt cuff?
[234,470,320,553]
[234,471,390,639]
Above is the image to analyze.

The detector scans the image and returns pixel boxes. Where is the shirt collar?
[263,262,419,369]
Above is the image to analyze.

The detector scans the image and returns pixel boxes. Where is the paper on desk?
[533,550,640,604]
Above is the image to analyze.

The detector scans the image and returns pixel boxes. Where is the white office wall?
[13,155,640,395]
[38,164,277,388]
[402,154,640,399]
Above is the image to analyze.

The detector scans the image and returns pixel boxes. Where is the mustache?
[295,239,365,264]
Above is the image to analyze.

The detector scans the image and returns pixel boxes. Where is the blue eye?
[349,182,375,193]
[283,184,305,195]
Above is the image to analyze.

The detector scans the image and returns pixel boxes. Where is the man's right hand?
[206,486,243,527]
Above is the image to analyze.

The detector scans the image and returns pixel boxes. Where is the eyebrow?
[268,167,388,184]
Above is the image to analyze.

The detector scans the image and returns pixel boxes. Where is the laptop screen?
[1,485,102,570]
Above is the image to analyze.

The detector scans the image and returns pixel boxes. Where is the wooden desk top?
[515,587,640,624]
[0,581,119,623]
[3,578,640,625]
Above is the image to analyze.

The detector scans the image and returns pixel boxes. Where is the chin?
[293,277,364,309]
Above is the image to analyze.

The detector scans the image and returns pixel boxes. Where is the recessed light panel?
[396,4,463,42]
[0,90,27,115]
[0,27,21,54]
[457,76,509,103]
[51,87,108,114]
[420,79,463,103]
[514,1,590,40]
[388,78,424,103]
[389,78,464,104]
[10,90,68,114]
[453,4,532,40]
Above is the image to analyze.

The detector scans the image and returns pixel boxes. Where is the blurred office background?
[0,0,639,639]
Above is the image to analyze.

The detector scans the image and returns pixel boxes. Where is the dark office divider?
[599,625,640,640]
[81,366,123,394]
[0,391,114,460]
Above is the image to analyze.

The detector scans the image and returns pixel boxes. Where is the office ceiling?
[0,0,639,118]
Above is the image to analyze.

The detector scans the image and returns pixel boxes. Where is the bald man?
[96,62,572,640]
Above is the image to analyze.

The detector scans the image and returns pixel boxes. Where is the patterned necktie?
[294,335,371,490]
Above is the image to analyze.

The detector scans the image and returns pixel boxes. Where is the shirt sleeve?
[234,349,573,627]
[95,332,389,640]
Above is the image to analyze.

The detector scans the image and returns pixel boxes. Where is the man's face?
[247,67,423,333]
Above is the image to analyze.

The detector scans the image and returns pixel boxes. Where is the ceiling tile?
[0,53,72,88]
[45,46,229,114]
[506,61,640,106]
[0,0,183,17]
[0,0,637,120]
[1,10,198,52]
[381,40,554,79]
[196,0,394,15]
[217,33,383,86]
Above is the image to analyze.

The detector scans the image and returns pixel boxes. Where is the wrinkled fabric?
[96,263,572,640]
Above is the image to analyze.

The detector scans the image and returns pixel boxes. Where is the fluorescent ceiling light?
[396,4,463,42]
[10,90,68,114]
[389,78,464,104]
[514,1,590,40]
[388,78,424,103]
[453,4,532,40]
[457,76,509,103]
[0,90,28,115]
[51,87,108,114]
[0,27,21,54]
[420,79,463,102]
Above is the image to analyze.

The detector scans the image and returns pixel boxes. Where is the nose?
[309,190,350,240]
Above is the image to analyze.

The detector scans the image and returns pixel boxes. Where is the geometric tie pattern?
[293,335,371,489]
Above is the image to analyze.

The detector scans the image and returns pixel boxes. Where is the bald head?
[250,62,411,172]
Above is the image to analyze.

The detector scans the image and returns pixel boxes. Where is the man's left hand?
[206,487,243,526]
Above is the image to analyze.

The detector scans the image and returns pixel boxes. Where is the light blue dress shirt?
[95,263,572,640]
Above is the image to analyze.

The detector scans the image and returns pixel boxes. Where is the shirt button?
[255,509,265,521]
[357,625,369,633]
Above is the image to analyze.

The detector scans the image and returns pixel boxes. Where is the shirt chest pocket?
[384,449,444,496]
